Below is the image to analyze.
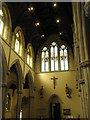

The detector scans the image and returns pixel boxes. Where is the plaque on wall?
[63,109,71,115]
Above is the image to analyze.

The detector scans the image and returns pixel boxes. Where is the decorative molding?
[80,59,90,68]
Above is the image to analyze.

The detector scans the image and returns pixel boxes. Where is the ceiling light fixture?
[53,3,57,7]
[41,35,44,38]
[59,32,62,35]
[35,22,40,26]
[31,7,34,11]
[28,6,34,12]
[56,19,60,23]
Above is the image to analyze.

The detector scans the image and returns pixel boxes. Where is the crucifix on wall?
[51,76,58,89]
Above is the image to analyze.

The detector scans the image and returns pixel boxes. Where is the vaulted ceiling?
[6,2,73,57]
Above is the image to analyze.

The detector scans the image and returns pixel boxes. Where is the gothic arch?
[1,3,12,42]
[48,94,62,119]
[1,42,7,84]
[10,59,23,91]
[12,26,25,58]
[27,43,34,57]
[2,2,12,29]
[49,94,60,103]
[26,43,34,69]
[14,26,25,47]
[24,70,34,93]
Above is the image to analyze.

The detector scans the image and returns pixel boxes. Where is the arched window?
[0,9,4,36]
[60,45,68,70]
[15,32,20,54]
[51,42,58,71]
[6,93,10,111]
[41,47,49,72]
[27,45,32,68]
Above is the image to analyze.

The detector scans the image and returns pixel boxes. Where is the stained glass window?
[51,42,58,71]
[0,9,4,36]
[6,93,10,111]
[15,32,20,53]
[41,47,49,72]
[60,45,68,70]
[27,46,32,68]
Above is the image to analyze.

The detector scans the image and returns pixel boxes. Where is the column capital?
[80,59,90,68]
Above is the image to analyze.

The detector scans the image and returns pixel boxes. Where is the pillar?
[2,83,7,119]
[16,90,22,119]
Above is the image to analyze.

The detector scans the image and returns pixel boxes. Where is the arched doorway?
[5,60,23,119]
[49,94,61,119]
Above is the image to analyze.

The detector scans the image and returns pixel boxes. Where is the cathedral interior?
[0,1,90,119]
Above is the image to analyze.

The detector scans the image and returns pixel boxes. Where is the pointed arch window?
[60,45,68,70]
[0,9,4,36]
[15,32,20,54]
[6,93,10,111]
[27,45,32,68]
[51,42,58,71]
[41,47,49,72]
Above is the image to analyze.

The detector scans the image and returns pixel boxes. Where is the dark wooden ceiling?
[6,2,73,57]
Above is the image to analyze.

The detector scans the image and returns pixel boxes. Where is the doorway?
[49,94,61,119]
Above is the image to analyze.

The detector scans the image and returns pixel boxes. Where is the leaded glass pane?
[55,46,58,70]
[60,45,68,71]
[41,47,49,72]
[51,42,58,71]
[15,39,19,53]
[0,19,3,36]
[30,57,32,68]
[45,51,49,71]
[64,49,68,70]
[27,54,29,64]
[60,49,64,70]
[51,46,54,71]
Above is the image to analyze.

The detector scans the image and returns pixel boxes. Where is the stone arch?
[49,94,60,103]
[1,2,12,42]
[26,43,35,69]
[10,59,23,91]
[8,59,23,118]
[12,26,25,58]
[24,70,34,94]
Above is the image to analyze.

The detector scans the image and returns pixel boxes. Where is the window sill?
[39,69,75,74]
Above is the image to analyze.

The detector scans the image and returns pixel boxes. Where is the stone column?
[77,2,85,62]
[16,90,22,119]
[81,2,90,119]
[2,83,7,119]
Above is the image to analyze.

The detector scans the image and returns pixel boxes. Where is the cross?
[51,76,58,89]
